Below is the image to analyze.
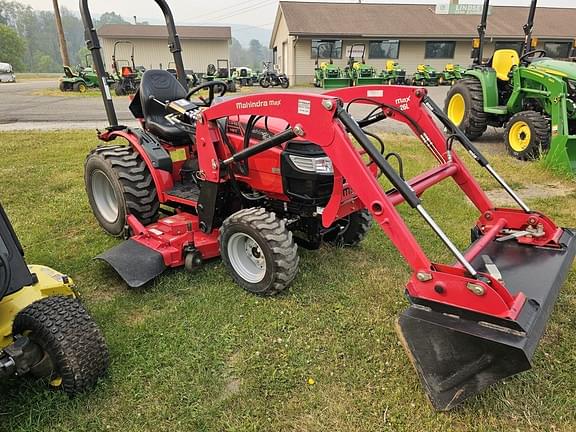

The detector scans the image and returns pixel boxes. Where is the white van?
[0,63,16,83]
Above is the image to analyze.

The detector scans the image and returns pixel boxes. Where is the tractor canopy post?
[79,0,118,126]
[472,0,490,66]
[522,0,538,57]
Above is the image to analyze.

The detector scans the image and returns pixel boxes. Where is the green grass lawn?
[0,130,575,431]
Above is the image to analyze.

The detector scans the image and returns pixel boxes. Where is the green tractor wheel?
[444,78,488,140]
[504,111,550,161]
[74,82,87,93]
[438,76,445,85]
[59,82,67,92]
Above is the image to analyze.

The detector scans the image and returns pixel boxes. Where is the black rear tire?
[84,145,159,236]
[504,111,550,161]
[324,210,373,247]
[220,208,299,296]
[13,296,109,396]
[444,78,489,140]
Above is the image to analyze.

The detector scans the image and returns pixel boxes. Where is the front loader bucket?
[323,78,350,89]
[544,134,576,174]
[356,77,386,85]
[397,228,576,410]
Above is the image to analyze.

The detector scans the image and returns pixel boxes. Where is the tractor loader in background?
[445,0,576,172]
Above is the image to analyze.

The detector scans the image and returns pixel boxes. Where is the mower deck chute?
[398,228,576,410]
[96,239,166,288]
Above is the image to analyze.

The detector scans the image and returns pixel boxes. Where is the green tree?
[0,23,25,71]
[97,11,129,26]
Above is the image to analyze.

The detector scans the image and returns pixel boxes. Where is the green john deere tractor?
[445,0,576,173]
[313,43,350,89]
[346,44,386,86]
[438,63,465,86]
[409,64,439,86]
[380,60,407,85]
[59,55,101,92]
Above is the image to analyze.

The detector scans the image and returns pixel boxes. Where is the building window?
[495,41,524,54]
[544,41,572,59]
[425,41,456,59]
[311,40,342,59]
[368,40,400,59]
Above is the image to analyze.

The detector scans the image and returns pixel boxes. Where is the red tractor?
[81,0,576,411]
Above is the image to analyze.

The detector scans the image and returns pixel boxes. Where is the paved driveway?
[0,80,504,153]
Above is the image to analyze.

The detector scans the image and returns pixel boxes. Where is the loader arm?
[198,88,576,410]
[198,89,561,320]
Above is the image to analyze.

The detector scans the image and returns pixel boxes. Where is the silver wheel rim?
[227,232,266,283]
[91,170,119,223]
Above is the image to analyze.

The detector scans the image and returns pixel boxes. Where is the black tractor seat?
[139,69,191,145]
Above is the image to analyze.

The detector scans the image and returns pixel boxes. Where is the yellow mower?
[0,202,108,395]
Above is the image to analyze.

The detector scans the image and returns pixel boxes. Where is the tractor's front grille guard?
[199,89,556,321]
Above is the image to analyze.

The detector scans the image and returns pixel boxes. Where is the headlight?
[288,155,333,174]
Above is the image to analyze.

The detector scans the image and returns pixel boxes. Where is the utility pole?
[52,0,70,66]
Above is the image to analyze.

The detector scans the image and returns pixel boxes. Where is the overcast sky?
[13,0,576,29]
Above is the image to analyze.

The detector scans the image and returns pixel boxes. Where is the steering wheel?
[520,49,547,63]
[185,81,228,107]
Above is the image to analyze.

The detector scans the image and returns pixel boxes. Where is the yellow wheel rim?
[447,93,465,126]
[79,84,87,93]
[50,376,63,387]
[509,121,532,152]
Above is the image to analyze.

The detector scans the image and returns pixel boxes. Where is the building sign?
[435,3,491,15]
[346,45,366,58]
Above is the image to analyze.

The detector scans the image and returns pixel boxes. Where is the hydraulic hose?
[0,253,11,301]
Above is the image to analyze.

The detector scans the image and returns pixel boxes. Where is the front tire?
[504,111,550,160]
[220,208,299,296]
[323,210,373,247]
[444,78,488,140]
[280,78,289,89]
[84,145,159,236]
[13,296,109,396]
[259,78,271,88]
[73,82,87,93]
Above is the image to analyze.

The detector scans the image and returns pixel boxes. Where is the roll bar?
[472,0,490,66]
[521,0,538,57]
[79,0,187,126]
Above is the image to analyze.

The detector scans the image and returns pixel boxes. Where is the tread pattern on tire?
[326,209,372,247]
[13,296,109,396]
[88,145,160,226]
[220,207,299,296]
[447,78,489,139]
[504,111,550,160]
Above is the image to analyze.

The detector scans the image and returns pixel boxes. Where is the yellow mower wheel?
[447,93,466,126]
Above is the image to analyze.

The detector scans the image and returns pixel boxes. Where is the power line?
[188,0,275,22]
[204,0,278,23]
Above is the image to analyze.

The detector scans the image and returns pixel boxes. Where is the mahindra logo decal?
[235,100,281,109]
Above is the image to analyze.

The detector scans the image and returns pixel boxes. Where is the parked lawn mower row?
[313,45,465,89]
[70,0,576,412]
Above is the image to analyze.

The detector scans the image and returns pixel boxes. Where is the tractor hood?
[530,59,576,79]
